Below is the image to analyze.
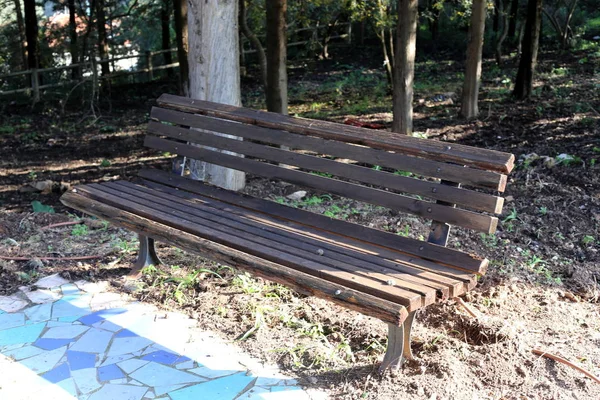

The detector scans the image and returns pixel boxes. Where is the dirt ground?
[1,47,599,399]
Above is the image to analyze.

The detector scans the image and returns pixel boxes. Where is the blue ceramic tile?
[174,355,192,364]
[87,384,147,400]
[42,325,88,339]
[60,283,80,295]
[141,350,180,365]
[41,362,71,383]
[155,384,186,396]
[34,338,73,350]
[58,315,83,323]
[168,372,254,400]
[69,327,113,353]
[24,303,52,323]
[115,329,138,338]
[117,358,149,373]
[67,350,96,370]
[98,364,125,382]
[52,299,90,319]
[0,322,45,346]
[130,362,203,387]
[93,320,121,332]
[78,313,104,326]
[0,313,25,330]
[56,377,78,396]
[106,336,153,357]
[71,367,102,394]
[20,345,66,374]
[1,344,44,360]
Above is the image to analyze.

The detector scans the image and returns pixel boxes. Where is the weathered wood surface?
[147,119,504,213]
[74,184,428,310]
[139,168,488,275]
[144,136,499,233]
[150,107,508,191]
[60,191,408,326]
[156,93,515,173]
[111,180,467,299]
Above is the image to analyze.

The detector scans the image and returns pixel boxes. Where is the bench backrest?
[144,94,514,236]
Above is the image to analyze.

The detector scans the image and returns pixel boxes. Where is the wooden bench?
[61,93,514,372]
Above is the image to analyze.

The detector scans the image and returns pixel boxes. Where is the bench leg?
[130,235,161,277]
[379,310,417,373]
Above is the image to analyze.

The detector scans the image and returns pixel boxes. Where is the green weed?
[71,224,89,236]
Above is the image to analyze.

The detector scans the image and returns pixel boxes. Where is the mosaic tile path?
[0,274,326,400]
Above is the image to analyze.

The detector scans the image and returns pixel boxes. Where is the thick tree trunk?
[14,0,28,70]
[508,0,519,38]
[173,0,188,95]
[239,0,267,90]
[265,0,288,114]
[187,0,245,190]
[23,0,38,70]
[161,0,173,77]
[68,0,80,78]
[513,0,542,99]
[461,0,487,118]
[96,0,109,75]
[392,0,418,135]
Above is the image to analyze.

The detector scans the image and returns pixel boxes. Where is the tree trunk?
[392,0,418,135]
[379,30,393,85]
[68,0,80,78]
[513,0,542,99]
[173,0,188,95]
[461,0,486,118]
[23,0,38,70]
[239,0,267,90]
[14,0,28,70]
[495,0,509,65]
[508,0,519,38]
[161,0,173,77]
[187,0,245,191]
[96,0,109,75]
[265,0,287,115]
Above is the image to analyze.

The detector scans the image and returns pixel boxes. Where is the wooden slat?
[147,120,504,214]
[150,108,508,191]
[111,180,462,299]
[97,182,439,305]
[157,93,515,174]
[139,179,478,290]
[60,191,408,326]
[138,169,488,274]
[144,136,499,233]
[75,184,425,310]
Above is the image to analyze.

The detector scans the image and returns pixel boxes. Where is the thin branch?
[454,296,480,319]
[40,220,84,230]
[0,255,104,261]
[532,348,600,385]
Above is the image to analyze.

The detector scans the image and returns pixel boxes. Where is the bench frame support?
[379,310,417,372]
[131,235,161,276]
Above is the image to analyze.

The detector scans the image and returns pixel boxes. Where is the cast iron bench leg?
[130,235,161,277]
[379,310,417,372]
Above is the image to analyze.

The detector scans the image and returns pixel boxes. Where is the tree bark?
[239,0,267,90]
[513,0,542,99]
[508,0,519,38]
[161,0,173,77]
[14,0,28,70]
[68,0,80,78]
[392,0,418,135]
[265,0,288,114]
[173,0,188,95]
[461,0,487,118]
[23,0,38,70]
[378,30,393,85]
[96,0,110,75]
[496,0,509,65]
[187,0,245,190]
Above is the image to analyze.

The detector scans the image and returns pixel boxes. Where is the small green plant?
[0,125,15,135]
[582,235,595,246]
[555,153,583,166]
[301,196,324,207]
[397,225,410,237]
[538,206,548,215]
[28,171,38,180]
[480,233,498,248]
[31,201,55,213]
[100,159,111,167]
[71,224,89,236]
[393,170,412,177]
[233,272,262,294]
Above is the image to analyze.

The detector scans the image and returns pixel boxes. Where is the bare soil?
[1,48,599,399]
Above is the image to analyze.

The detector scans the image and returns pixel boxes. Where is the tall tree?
[513,0,542,99]
[14,0,28,70]
[265,0,288,114]
[23,0,38,70]
[460,0,487,118]
[508,0,519,38]
[173,0,188,95]
[68,0,80,78]
[187,0,245,190]
[161,0,173,77]
[392,0,418,135]
[96,0,110,75]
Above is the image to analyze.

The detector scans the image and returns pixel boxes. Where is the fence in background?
[0,23,351,101]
